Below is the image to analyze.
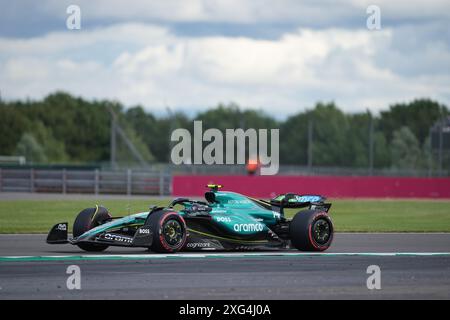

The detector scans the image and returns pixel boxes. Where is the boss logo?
[138,228,150,235]
[233,223,264,232]
[216,216,231,223]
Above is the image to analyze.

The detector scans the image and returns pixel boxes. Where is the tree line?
[0,92,448,171]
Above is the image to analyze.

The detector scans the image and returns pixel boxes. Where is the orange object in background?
[246,159,259,175]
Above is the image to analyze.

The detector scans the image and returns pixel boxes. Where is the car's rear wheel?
[146,210,187,253]
[73,206,111,252]
[289,209,333,251]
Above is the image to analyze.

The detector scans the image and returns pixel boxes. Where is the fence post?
[168,172,173,196]
[127,169,132,196]
[159,171,164,196]
[94,169,99,195]
[62,169,67,194]
[30,168,35,193]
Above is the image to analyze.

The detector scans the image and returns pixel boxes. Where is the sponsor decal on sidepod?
[233,223,264,232]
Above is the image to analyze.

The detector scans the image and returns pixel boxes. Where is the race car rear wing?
[266,193,331,217]
[270,193,325,207]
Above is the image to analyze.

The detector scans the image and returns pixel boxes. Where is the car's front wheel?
[289,210,333,251]
[73,206,111,252]
[146,210,187,253]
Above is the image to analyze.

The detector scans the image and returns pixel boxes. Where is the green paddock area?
[0,198,449,233]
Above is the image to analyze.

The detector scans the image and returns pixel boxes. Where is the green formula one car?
[47,185,334,253]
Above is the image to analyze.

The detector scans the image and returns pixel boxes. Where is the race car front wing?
[46,222,154,248]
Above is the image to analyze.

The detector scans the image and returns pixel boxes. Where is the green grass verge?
[0,198,449,233]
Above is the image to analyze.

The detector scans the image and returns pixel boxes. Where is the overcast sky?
[1,0,449,117]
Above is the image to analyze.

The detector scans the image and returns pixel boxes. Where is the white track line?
[1,252,450,261]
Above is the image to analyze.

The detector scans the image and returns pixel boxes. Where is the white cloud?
[0,22,449,116]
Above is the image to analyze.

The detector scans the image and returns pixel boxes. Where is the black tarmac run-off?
[0,233,449,299]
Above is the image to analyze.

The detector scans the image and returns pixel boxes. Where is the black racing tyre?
[73,206,112,252]
[146,210,187,253]
[289,209,333,251]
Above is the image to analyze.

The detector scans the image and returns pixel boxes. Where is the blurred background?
[0,0,449,196]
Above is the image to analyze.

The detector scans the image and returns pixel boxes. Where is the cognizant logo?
[233,223,264,232]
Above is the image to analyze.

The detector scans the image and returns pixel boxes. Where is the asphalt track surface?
[0,233,449,299]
